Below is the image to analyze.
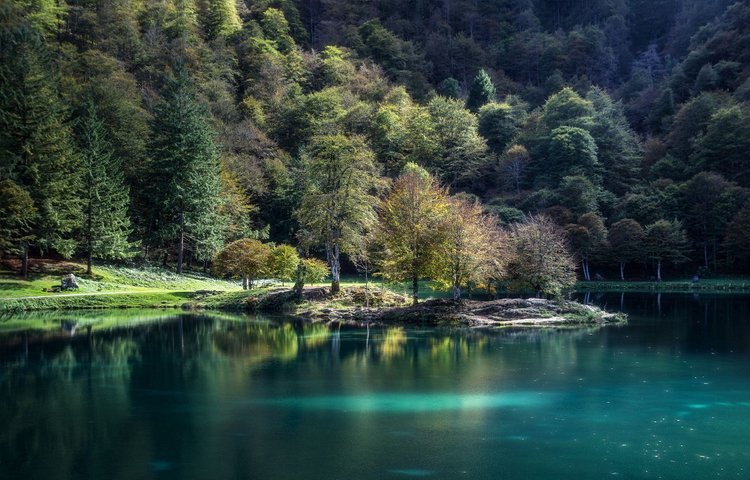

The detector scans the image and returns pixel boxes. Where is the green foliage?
[723,202,750,267]
[557,176,599,215]
[0,180,35,254]
[541,87,594,130]
[301,257,329,284]
[375,163,450,304]
[317,46,355,87]
[438,78,461,99]
[292,256,330,296]
[0,9,81,259]
[607,219,645,280]
[145,67,224,268]
[296,134,382,292]
[271,244,299,283]
[426,96,488,186]
[2,0,750,280]
[201,0,242,39]
[466,69,496,112]
[213,238,272,288]
[692,106,750,187]
[585,87,641,194]
[76,97,136,271]
[477,103,521,155]
[644,219,690,280]
[545,126,599,182]
[260,8,295,54]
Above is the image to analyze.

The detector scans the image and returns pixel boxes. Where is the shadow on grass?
[0,282,27,291]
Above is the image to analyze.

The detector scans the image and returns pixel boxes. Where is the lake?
[2,293,750,479]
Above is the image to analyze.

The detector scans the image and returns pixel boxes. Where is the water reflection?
[2,294,750,480]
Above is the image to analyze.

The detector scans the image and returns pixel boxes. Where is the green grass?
[0,263,239,299]
[576,278,750,293]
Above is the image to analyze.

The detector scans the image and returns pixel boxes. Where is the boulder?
[61,273,79,291]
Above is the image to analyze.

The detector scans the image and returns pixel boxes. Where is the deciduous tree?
[213,238,272,289]
[644,219,690,281]
[376,163,450,305]
[607,218,645,280]
[296,134,382,293]
[506,215,577,298]
[271,244,299,285]
[565,213,607,281]
[440,194,506,300]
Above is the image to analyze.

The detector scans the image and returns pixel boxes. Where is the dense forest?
[2,0,750,287]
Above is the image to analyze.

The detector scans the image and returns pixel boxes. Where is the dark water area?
[2,293,750,479]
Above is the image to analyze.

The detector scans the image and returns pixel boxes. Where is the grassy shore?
[3,260,749,315]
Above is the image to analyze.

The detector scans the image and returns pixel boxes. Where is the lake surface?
[2,293,750,479]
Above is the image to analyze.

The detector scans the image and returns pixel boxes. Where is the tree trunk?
[364,268,369,308]
[619,262,625,281]
[242,274,248,290]
[703,241,708,268]
[162,252,168,267]
[582,257,591,281]
[412,276,419,305]
[452,284,461,301]
[177,211,185,274]
[20,242,29,278]
[329,242,340,294]
[656,259,662,281]
[86,196,93,275]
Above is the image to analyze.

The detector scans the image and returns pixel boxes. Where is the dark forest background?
[2,0,750,279]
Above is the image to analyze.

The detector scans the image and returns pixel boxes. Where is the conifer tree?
[201,0,241,40]
[77,97,136,274]
[0,8,81,276]
[146,67,224,274]
[466,69,496,112]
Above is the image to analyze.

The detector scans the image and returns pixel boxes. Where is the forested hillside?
[2,0,750,282]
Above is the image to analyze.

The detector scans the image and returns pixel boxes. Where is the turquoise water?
[2,293,750,479]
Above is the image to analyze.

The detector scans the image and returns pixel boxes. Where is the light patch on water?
[254,392,552,412]
[150,460,174,471]
[388,469,435,476]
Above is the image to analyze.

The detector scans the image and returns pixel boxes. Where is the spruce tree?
[77,97,136,274]
[466,69,496,112]
[146,67,224,274]
[202,0,241,40]
[0,7,81,276]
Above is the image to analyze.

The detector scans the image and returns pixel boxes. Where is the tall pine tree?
[146,66,224,274]
[77,97,136,274]
[466,69,496,112]
[0,6,81,276]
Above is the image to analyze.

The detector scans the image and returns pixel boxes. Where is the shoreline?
[0,286,625,329]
